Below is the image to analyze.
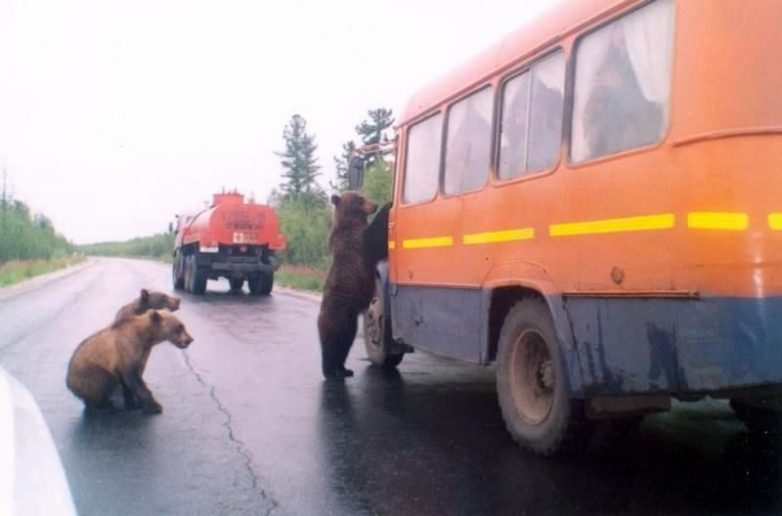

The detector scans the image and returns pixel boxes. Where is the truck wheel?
[183,255,193,292]
[229,278,244,291]
[248,272,273,296]
[191,266,207,295]
[172,253,185,290]
[731,398,782,436]
[496,299,588,456]
[185,255,207,295]
[363,276,403,368]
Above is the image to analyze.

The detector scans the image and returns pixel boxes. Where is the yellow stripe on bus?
[402,236,454,249]
[549,214,675,237]
[769,213,782,231]
[463,228,535,245]
[687,212,748,231]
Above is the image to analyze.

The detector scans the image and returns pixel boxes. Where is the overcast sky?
[0,0,560,244]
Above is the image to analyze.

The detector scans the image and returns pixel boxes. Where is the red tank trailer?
[172,191,286,295]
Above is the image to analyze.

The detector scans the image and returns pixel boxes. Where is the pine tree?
[276,114,322,198]
[331,140,356,193]
[355,108,395,165]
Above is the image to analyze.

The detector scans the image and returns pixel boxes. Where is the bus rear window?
[403,114,442,204]
[571,0,675,162]
[444,87,493,195]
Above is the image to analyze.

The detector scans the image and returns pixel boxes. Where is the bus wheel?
[731,398,782,436]
[229,278,244,291]
[496,299,587,456]
[363,276,403,369]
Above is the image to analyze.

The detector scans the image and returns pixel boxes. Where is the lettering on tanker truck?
[222,210,266,231]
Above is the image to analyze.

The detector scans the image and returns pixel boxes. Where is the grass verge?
[275,265,327,293]
[0,256,87,288]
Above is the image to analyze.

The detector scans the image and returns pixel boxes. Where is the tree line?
[272,108,394,269]
[2,108,396,272]
[0,196,73,263]
[78,233,175,261]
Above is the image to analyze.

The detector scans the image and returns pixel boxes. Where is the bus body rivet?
[611,266,624,284]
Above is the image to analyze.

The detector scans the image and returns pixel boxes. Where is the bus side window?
[498,51,565,180]
[498,72,530,180]
[403,113,442,205]
[444,87,493,195]
[571,0,675,162]
[528,52,565,172]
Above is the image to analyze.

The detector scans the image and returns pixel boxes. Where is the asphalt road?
[0,258,780,515]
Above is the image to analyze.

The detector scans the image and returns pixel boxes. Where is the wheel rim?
[509,328,555,425]
[365,294,384,353]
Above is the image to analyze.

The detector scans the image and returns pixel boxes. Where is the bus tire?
[229,278,244,291]
[363,276,403,369]
[496,299,588,456]
[731,398,782,436]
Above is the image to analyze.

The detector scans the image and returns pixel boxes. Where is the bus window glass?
[403,113,442,204]
[444,87,493,195]
[528,52,565,172]
[571,0,675,162]
[498,72,530,180]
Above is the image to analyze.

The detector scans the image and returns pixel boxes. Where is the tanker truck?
[172,191,286,295]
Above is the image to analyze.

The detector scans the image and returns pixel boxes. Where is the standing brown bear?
[317,191,391,379]
[114,288,181,324]
[66,310,193,414]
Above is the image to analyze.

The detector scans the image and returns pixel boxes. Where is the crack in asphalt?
[180,349,280,515]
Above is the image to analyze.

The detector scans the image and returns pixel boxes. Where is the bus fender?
[482,261,585,398]
[375,260,410,356]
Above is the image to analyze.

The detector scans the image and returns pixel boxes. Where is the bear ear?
[149,310,162,324]
[331,194,340,206]
[140,289,149,301]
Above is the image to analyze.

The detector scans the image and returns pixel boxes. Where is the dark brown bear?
[114,289,180,324]
[66,310,193,414]
[317,192,391,379]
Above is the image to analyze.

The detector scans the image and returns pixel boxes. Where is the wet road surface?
[0,258,780,515]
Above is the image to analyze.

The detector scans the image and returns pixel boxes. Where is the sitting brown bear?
[317,192,391,379]
[114,289,181,324]
[66,310,193,414]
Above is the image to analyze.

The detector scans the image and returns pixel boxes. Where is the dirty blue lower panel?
[392,285,486,363]
[391,285,587,397]
[565,296,782,395]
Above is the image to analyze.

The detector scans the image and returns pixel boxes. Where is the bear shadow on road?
[69,407,157,449]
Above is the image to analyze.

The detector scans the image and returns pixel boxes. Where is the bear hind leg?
[320,315,358,380]
[70,365,119,410]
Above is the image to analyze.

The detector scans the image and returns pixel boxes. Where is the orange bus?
[357,0,782,455]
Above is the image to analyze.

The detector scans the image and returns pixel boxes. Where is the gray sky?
[0,0,560,244]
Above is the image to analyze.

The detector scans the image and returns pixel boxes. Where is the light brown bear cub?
[114,288,180,324]
[67,310,193,414]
